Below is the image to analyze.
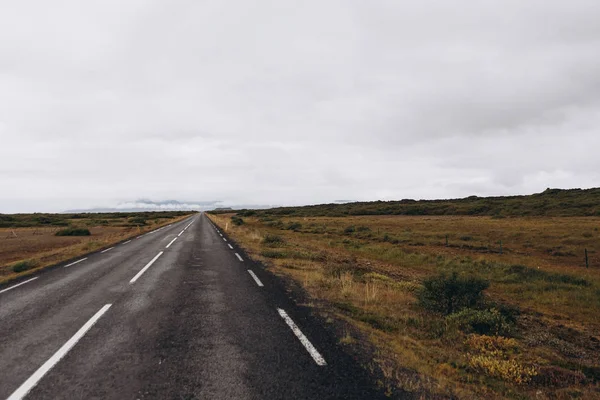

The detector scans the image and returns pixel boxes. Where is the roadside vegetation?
[217,188,600,218]
[0,211,193,284]
[207,192,600,399]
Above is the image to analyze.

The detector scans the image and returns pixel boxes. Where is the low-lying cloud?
[1,0,599,212]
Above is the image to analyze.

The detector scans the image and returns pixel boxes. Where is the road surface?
[0,213,384,399]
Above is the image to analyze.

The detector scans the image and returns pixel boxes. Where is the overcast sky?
[1,1,599,212]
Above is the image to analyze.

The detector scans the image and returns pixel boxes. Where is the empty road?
[0,213,384,399]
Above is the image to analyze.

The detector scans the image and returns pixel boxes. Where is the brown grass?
[0,214,192,284]
[208,213,600,399]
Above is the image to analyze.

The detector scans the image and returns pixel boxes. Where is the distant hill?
[238,188,600,218]
[64,200,275,213]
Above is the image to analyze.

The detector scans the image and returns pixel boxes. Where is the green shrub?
[55,228,91,236]
[286,222,302,231]
[128,217,147,226]
[12,260,37,273]
[237,210,256,217]
[344,226,356,234]
[231,216,244,226]
[418,272,489,315]
[447,308,514,336]
[262,234,285,246]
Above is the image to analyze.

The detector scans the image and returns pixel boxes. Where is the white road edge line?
[228,244,233,249]
[235,253,244,262]
[64,258,88,268]
[166,237,177,248]
[129,252,163,284]
[247,270,264,287]
[0,277,39,295]
[122,240,131,244]
[223,238,227,242]
[7,304,112,400]
[100,247,114,254]
[277,308,327,366]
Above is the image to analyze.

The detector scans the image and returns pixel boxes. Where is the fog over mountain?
[64,199,274,213]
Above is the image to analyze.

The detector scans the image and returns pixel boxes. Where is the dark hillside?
[223,188,600,217]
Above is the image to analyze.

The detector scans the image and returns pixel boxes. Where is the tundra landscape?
[0,211,192,284]
[2,0,600,398]
[208,189,600,399]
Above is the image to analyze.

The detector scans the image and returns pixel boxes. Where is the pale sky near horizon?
[1,1,599,212]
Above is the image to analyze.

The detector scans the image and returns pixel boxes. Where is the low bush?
[466,335,537,384]
[418,272,489,315]
[237,210,256,217]
[55,228,91,236]
[231,216,244,226]
[128,217,147,226]
[286,222,302,231]
[262,234,285,246]
[447,308,514,336]
[344,226,356,234]
[12,260,37,273]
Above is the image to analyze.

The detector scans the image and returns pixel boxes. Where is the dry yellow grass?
[0,214,192,284]
[209,213,600,399]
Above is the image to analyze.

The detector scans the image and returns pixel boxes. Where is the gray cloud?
[1,0,599,212]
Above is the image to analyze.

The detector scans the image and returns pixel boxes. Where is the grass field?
[208,212,600,399]
[0,211,193,284]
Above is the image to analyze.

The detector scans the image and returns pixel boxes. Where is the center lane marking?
[277,308,327,366]
[129,252,163,284]
[64,258,87,268]
[247,270,264,287]
[166,237,177,248]
[7,304,113,400]
[0,277,39,295]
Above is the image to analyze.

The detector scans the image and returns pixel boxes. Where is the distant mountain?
[64,199,275,213]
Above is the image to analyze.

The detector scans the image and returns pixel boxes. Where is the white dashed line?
[7,304,112,400]
[166,237,177,248]
[277,308,327,366]
[129,252,163,284]
[247,270,264,287]
[235,253,244,262]
[100,247,114,254]
[177,230,184,237]
[228,244,233,249]
[64,258,88,268]
[122,240,131,244]
[0,277,39,295]
[223,238,227,241]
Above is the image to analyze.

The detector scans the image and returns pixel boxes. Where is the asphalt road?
[0,213,385,399]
